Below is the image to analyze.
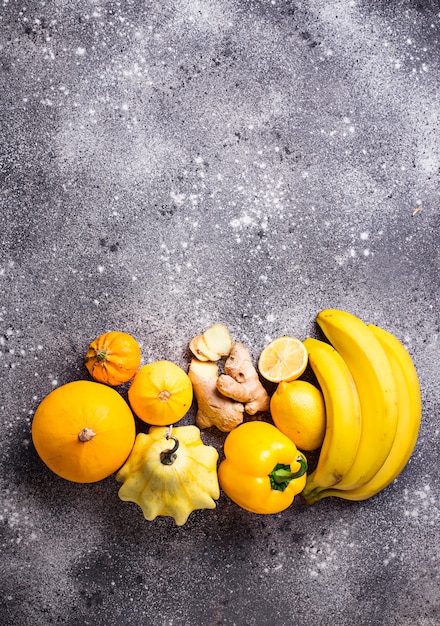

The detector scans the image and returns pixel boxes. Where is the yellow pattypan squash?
[128,360,193,426]
[116,425,220,526]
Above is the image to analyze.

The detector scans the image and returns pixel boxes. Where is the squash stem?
[78,427,97,442]
[94,349,108,362]
[160,436,179,465]
[158,390,172,402]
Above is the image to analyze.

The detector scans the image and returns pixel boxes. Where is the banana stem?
[301,484,330,505]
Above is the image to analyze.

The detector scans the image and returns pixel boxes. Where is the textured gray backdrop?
[1,1,439,625]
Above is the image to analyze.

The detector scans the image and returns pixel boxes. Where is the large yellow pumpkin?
[128,360,193,426]
[85,331,141,386]
[32,380,136,483]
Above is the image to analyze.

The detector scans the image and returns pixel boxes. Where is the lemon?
[258,336,308,383]
[270,380,326,451]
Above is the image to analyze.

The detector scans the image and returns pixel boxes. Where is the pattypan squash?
[116,425,220,526]
[128,360,193,426]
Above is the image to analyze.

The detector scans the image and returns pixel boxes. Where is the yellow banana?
[308,324,421,502]
[301,338,362,499]
[314,309,399,491]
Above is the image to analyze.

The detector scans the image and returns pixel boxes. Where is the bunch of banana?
[301,309,421,504]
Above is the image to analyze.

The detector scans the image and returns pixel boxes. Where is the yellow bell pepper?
[116,425,220,526]
[218,421,307,514]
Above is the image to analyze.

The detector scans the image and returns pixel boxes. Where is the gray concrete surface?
[1,1,439,625]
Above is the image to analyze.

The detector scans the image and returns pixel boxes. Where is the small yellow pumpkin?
[85,331,141,386]
[116,425,220,525]
[32,380,136,483]
[128,360,193,426]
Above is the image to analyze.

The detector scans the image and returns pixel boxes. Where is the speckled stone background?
[1,1,439,625]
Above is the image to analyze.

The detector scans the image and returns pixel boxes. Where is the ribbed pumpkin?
[85,331,141,386]
[32,380,136,483]
[128,360,193,426]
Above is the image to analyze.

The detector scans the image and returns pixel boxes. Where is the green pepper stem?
[269,456,307,492]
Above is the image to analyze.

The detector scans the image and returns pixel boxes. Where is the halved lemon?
[258,336,308,383]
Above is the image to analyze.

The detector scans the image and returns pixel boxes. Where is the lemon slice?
[258,336,308,383]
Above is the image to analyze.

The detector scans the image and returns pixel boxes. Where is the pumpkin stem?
[78,427,97,442]
[158,389,172,402]
[95,349,108,362]
[160,436,179,465]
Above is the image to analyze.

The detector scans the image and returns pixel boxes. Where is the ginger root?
[188,359,244,432]
[203,323,233,357]
[189,335,220,362]
[189,323,233,362]
[216,343,270,415]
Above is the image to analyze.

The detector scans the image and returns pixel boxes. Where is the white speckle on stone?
[76,47,86,56]
[414,490,428,499]
[170,191,185,205]
[230,214,254,228]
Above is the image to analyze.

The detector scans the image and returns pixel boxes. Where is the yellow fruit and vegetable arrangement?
[31,309,422,526]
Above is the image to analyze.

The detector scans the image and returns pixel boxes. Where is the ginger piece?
[188,359,245,432]
[202,323,233,358]
[216,343,270,415]
[189,335,221,362]
[189,323,233,362]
